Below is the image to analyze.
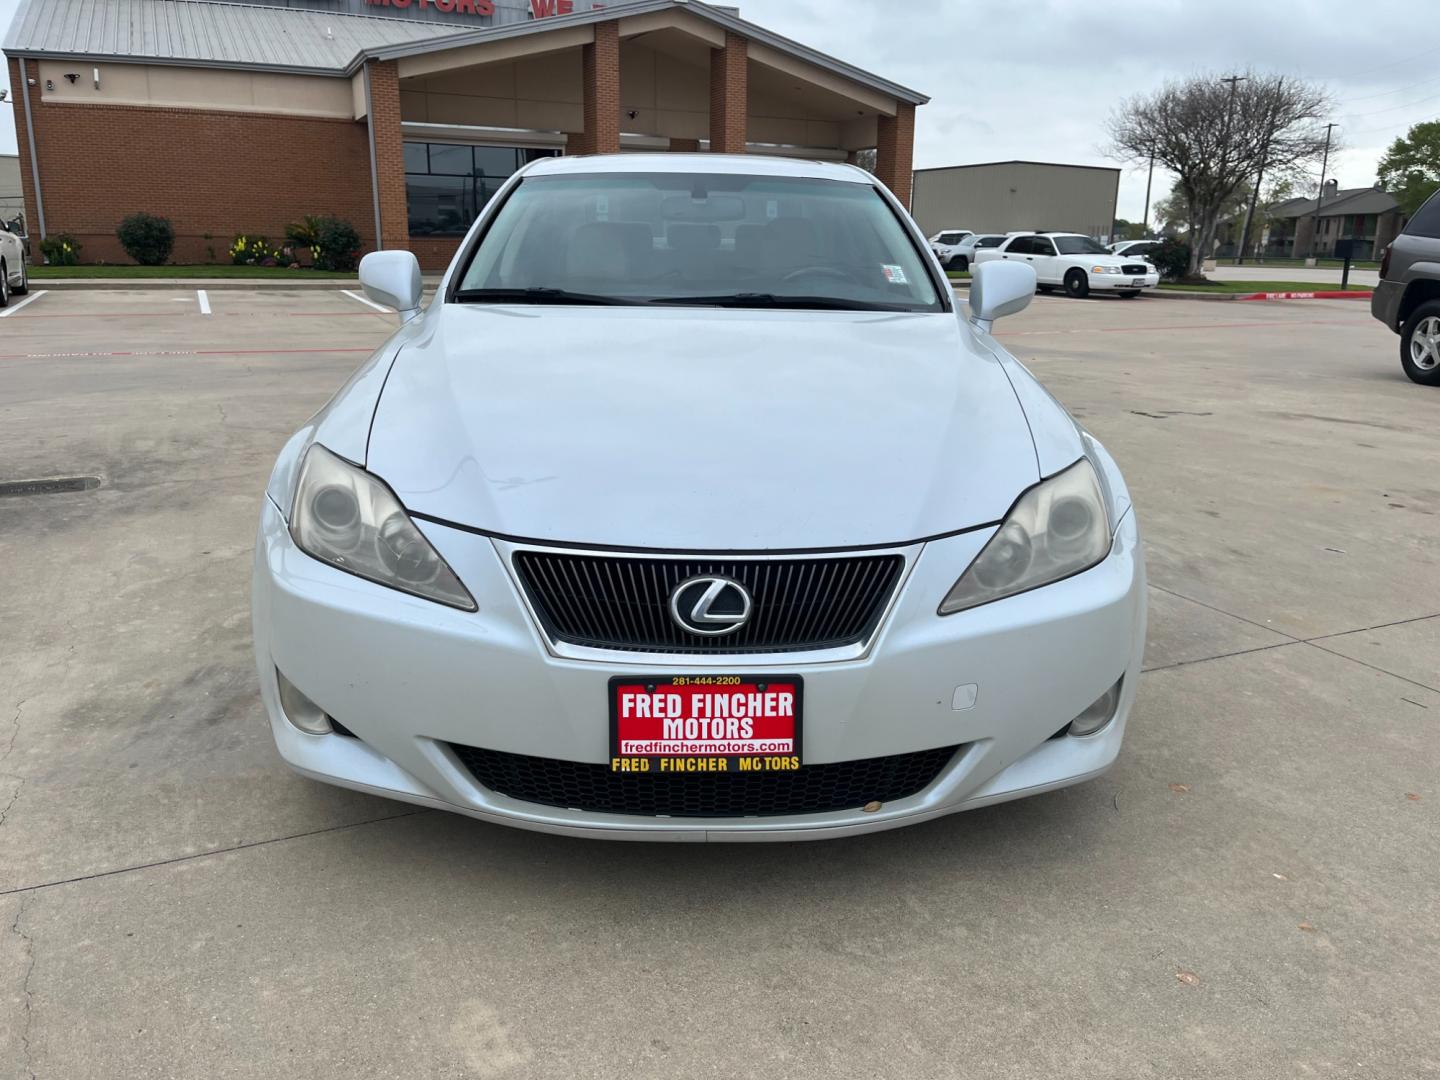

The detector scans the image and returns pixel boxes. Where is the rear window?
[454,172,943,312]
[976,236,1005,249]
[1405,189,1440,240]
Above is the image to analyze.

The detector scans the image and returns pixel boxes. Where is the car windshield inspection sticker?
[882,264,909,284]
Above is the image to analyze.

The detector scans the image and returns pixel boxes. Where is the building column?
[875,103,916,207]
[7,57,44,255]
[366,59,409,252]
[571,21,621,155]
[709,32,748,154]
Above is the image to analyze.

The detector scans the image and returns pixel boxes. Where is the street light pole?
[1307,122,1336,260]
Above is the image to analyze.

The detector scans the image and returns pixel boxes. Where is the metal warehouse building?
[911,160,1120,240]
[2,0,927,270]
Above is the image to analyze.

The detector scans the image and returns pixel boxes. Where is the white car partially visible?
[0,215,30,308]
[927,228,973,267]
[949,233,1007,271]
[975,232,1159,298]
[1110,239,1163,260]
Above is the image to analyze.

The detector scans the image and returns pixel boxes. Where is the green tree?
[1378,120,1440,217]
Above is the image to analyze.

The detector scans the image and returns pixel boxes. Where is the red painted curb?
[1236,290,1372,301]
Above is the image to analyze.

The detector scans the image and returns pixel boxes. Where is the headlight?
[290,444,476,611]
[1090,265,1123,275]
[939,458,1111,615]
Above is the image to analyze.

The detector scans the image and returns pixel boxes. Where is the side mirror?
[359,250,423,323]
[968,260,1036,332]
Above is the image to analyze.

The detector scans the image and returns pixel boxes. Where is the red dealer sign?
[365,0,603,15]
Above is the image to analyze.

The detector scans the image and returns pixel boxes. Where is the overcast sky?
[3,0,1436,223]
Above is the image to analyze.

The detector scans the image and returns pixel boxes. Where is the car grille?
[512,551,905,654]
[1122,264,1149,275]
[450,744,962,818]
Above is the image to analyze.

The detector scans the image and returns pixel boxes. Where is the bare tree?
[1107,72,1334,276]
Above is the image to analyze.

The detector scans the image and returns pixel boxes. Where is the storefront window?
[405,142,559,236]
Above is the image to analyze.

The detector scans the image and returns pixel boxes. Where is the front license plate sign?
[1132,277,1145,286]
[610,676,803,774]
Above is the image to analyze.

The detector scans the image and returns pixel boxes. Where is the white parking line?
[197,289,211,315]
[0,290,47,317]
[340,289,392,314]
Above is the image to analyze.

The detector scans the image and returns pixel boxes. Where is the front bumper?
[252,501,1146,841]
[1089,271,1159,291]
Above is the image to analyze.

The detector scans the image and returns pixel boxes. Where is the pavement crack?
[1301,641,1440,696]
[11,894,37,1080]
[1142,640,1302,674]
[0,778,24,831]
[0,808,432,898]
[1146,584,1300,642]
[0,701,26,831]
[1,700,23,768]
[1304,611,1440,642]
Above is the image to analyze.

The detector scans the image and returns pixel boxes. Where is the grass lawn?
[28,264,358,280]
[1158,280,1372,294]
[945,270,972,281]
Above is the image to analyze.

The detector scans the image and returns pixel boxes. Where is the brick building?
[2,0,926,271]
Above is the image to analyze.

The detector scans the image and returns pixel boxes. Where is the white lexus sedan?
[975,232,1160,298]
[252,154,1146,841]
[0,214,29,308]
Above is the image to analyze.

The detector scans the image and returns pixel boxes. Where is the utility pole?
[1141,149,1155,236]
[1215,75,1247,265]
[1307,122,1336,260]
[1238,96,1281,264]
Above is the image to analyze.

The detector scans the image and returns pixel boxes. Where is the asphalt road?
[2,286,1436,1078]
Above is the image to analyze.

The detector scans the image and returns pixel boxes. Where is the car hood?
[363,304,1041,550]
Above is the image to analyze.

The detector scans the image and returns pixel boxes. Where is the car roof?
[523,153,875,185]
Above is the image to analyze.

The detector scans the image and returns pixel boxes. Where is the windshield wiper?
[452,287,647,306]
[646,293,911,312]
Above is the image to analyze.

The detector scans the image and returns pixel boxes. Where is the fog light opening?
[1067,678,1123,737]
[275,668,334,736]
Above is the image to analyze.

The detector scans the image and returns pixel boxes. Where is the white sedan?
[976,232,1160,298]
[0,215,29,308]
[252,154,1145,841]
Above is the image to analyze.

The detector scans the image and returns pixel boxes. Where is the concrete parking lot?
[2,286,1436,1078]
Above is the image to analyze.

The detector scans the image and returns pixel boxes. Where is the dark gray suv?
[1373,188,1440,385]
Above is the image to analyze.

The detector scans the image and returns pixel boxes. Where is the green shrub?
[310,216,362,272]
[116,213,175,266]
[1149,237,1192,281]
[39,233,82,266]
[229,234,282,266]
[285,215,325,250]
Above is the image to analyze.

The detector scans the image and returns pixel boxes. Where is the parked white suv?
[927,228,974,267]
[948,233,1007,271]
[975,232,1159,298]
[0,215,30,308]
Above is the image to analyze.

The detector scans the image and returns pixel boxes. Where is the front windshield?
[1055,235,1111,256]
[455,172,942,312]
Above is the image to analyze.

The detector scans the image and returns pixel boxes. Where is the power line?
[1338,70,1440,105]
[1340,92,1440,120]
[1336,43,1440,80]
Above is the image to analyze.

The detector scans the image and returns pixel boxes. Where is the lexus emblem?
[669,575,753,636]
